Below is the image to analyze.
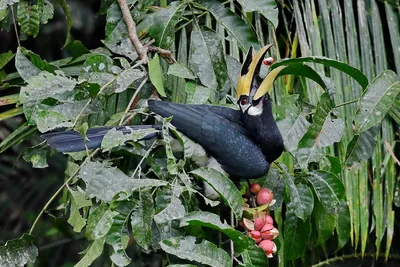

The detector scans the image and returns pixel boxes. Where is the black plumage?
[42,44,286,180]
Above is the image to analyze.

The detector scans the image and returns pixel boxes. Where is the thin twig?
[29,148,100,235]
[119,77,148,125]
[147,44,177,64]
[311,253,400,267]
[10,5,20,47]
[117,0,148,63]
[131,139,157,178]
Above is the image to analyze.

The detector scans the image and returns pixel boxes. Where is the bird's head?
[236,44,286,116]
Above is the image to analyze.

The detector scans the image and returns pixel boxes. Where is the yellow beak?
[236,44,287,101]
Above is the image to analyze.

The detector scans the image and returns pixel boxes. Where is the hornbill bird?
[42,44,286,180]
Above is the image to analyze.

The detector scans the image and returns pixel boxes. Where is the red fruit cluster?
[242,184,278,258]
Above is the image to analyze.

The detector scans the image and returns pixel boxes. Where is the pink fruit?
[250,230,262,243]
[256,188,274,206]
[260,223,279,240]
[250,183,261,194]
[242,218,255,231]
[254,217,266,231]
[258,240,277,257]
[265,215,274,225]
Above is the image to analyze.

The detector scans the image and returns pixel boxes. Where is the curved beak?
[237,44,287,101]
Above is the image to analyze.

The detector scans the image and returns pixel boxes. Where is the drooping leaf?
[15,48,40,81]
[262,167,285,210]
[17,2,40,37]
[314,202,336,245]
[57,0,72,47]
[237,0,278,28]
[107,201,135,266]
[355,70,400,133]
[149,53,166,97]
[131,189,154,250]
[0,234,38,267]
[38,0,54,24]
[284,209,311,260]
[277,114,310,153]
[74,237,106,267]
[305,170,345,209]
[271,56,369,89]
[162,120,179,174]
[180,211,252,253]
[0,50,14,69]
[160,236,231,267]
[168,63,196,80]
[345,126,379,166]
[67,195,87,232]
[154,186,185,224]
[189,26,229,100]
[148,2,185,49]
[115,68,144,93]
[196,0,259,51]
[296,93,344,169]
[281,166,313,220]
[336,200,350,250]
[185,81,210,104]
[0,123,36,153]
[0,107,23,121]
[85,205,117,240]
[0,94,19,106]
[191,167,242,219]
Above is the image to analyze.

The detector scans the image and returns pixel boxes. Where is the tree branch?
[117,0,148,63]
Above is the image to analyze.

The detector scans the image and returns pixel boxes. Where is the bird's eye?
[263,57,274,66]
[240,97,248,105]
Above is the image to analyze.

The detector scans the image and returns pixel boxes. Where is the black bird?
[42,44,286,180]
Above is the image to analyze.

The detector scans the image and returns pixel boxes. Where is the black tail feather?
[42,125,162,153]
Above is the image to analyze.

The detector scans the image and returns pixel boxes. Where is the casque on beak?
[236,44,287,109]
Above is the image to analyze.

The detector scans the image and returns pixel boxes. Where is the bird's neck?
[244,100,284,163]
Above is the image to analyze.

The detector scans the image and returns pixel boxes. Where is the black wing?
[42,125,160,152]
[148,100,268,179]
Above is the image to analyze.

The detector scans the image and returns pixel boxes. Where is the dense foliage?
[0,0,399,266]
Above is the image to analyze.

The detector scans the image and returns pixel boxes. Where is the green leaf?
[191,167,243,219]
[168,63,196,80]
[17,2,40,37]
[0,234,38,267]
[271,56,369,89]
[15,48,40,81]
[149,53,166,97]
[131,189,154,250]
[314,202,336,245]
[305,170,345,209]
[189,26,229,100]
[148,2,185,49]
[70,187,92,209]
[281,166,313,220]
[237,0,278,28]
[38,0,54,24]
[78,161,168,202]
[0,50,14,69]
[355,70,400,133]
[160,236,232,267]
[277,114,310,153]
[23,146,48,168]
[185,81,210,104]
[283,209,311,260]
[241,245,269,267]
[336,200,350,250]
[345,126,379,166]
[107,201,135,266]
[196,0,259,51]
[154,186,185,224]
[68,195,87,232]
[85,205,117,240]
[115,68,144,93]
[58,0,72,47]
[101,127,159,151]
[296,93,344,169]
[180,211,252,253]
[19,71,77,103]
[74,237,106,267]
